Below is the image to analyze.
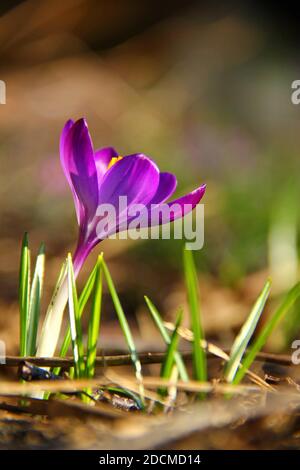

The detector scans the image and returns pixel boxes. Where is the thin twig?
[0,373,269,397]
[97,370,284,397]
[0,349,292,368]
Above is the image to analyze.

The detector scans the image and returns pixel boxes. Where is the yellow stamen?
[107,156,123,170]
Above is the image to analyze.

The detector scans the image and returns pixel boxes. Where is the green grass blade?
[233,282,300,385]
[52,259,98,377]
[27,243,45,355]
[58,260,98,358]
[144,295,189,381]
[160,310,183,380]
[78,261,98,312]
[224,278,272,383]
[183,247,207,385]
[86,256,103,378]
[19,233,30,356]
[102,258,144,396]
[67,254,85,378]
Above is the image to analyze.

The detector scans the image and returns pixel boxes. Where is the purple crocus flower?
[37,117,205,359]
[60,118,206,276]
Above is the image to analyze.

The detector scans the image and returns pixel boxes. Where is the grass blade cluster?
[224,279,271,383]
[102,259,144,397]
[27,244,45,355]
[233,282,300,385]
[67,254,85,378]
[86,256,103,378]
[144,296,189,381]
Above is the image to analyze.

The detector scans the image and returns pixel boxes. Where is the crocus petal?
[134,183,206,228]
[94,146,118,181]
[116,172,177,232]
[60,119,85,224]
[149,172,177,206]
[62,118,99,223]
[98,154,160,209]
[93,154,160,239]
[155,183,206,223]
[60,119,74,157]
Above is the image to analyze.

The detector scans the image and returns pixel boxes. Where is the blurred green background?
[0,0,300,353]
